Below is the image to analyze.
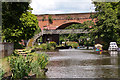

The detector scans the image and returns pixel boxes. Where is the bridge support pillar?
[42,34,59,44]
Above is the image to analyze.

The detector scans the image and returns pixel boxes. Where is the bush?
[38,42,56,50]
[50,46,55,50]
[31,53,49,77]
[7,53,49,79]
[40,43,47,50]
[8,55,33,79]
[0,67,5,80]
[46,43,51,50]
[37,53,49,69]
[67,42,79,48]
[49,41,56,47]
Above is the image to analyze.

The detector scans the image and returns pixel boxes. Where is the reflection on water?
[37,50,120,78]
[109,51,118,54]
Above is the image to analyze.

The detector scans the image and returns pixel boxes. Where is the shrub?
[50,46,55,50]
[46,43,51,50]
[73,42,79,48]
[38,53,49,69]
[8,55,33,79]
[38,42,56,50]
[67,42,79,48]
[49,41,56,47]
[0,67,5,80]
[30,53,49,77]
[7,52,49,79]
[40,43,47,50]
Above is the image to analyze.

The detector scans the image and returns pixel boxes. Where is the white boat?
[108,42,118,51]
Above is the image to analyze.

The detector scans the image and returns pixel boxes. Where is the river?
[37,49,120,78]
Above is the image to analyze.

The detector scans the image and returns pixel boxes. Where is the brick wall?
[36,12,96,30]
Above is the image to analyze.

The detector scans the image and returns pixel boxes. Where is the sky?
[30,0,96,15]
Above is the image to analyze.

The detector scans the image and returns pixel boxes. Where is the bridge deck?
[42,29,89,34]
[27,29,89,47]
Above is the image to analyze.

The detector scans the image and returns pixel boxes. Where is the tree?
[59,22,95,46]
[91,2,120,49]
[82,20,94,30]
[59,24,83,42]
[80,20,95,47]
[2,2,39,43]
[20,11,39,40]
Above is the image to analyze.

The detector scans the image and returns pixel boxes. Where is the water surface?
[37,49,120,78]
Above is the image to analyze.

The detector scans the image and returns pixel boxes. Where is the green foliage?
[31,53,49,77]
[40,43,47,50]
[46,43,51,50]
[37,37,43,42]
[37,42,57,51]
[66,16,72,20]
[48,15,53,24]
[65,24,83,29]
[8,55,33,79]
[60,24,83,42]
[30,60,41,78]
[2,2,29,42]
[49,41,56,47]
[14,42,25,49]
[34,27,41,35]
[82,20,94,30]
[67,42,79,48]
[59,22,95,46]
[42,16,46,21]
[36,53,49,69]
[7,52,49,79]
[79,36,94,46]
[19,11,39,40]
[0,67,5,80]
[92,2,120,49]
[2,2,39,42]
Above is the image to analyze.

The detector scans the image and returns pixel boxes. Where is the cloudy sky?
[30,0,96,15]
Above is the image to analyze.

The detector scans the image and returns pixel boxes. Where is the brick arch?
[36,12,96,30]
[56,21,81,29]
[27,12,96,47]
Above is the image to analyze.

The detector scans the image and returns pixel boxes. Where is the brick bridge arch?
[37,12,96,30]
[27,22,84,47]
[27,12,96,47]
[56,21,81,29]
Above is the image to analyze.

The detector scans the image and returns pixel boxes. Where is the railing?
[27,32,43,47]
[42,29,89,34]
[27,29,90,47]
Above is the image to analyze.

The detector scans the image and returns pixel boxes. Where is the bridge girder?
[42,29,89,34]
[27,29,90,47]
